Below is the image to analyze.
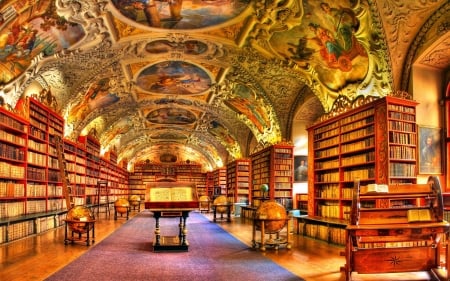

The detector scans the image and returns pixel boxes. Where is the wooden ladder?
[54,136,73,210]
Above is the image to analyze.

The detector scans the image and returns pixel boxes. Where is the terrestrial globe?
[255,200,287,234]
[66,205,95,233]
[129,195,140,207]
[114,198,130,214]
[213,195,228,213]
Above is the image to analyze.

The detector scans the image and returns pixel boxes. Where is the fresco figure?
[68,78,119,123]
[320,2,359,52]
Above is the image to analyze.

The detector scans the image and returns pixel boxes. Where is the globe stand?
[252,217,292,251]
[251,201,292,251]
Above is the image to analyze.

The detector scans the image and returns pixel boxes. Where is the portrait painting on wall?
[418,126,442,175]
[294,156,308,182]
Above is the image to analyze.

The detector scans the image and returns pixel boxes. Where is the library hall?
[0,0,450,280]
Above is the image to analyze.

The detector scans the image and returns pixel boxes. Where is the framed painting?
[294,156,308,182]
[418,126,442,174]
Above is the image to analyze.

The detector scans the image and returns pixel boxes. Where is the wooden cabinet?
[344,176,449,280]
[250,143,294,209]
[226,159,251,204]
[308,96,418,221]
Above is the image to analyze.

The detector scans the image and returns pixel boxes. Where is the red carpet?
[46,211,304,281]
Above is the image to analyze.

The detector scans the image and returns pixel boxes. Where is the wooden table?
[64,219,96,246]
[150,210,192,252]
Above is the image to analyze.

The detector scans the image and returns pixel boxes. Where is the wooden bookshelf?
[307,96,418,222]
[250,143,294,209]
[205,171,214,198]
[344,176,449,280]
[0,98,68,244]
[78,134,101,206]
[0,100,129,244]
[213,168,227,197]
[129,162,207,199]
[226,159,251,204]
[295,193,308,213]
[63,138,87,206]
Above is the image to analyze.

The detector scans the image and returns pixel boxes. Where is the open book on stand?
[360,184,389,194]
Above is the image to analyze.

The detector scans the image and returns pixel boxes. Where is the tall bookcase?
[28,97,65,213]
[213,168,227,197]
[0,98,68,244]
[307,95,418,221]
[63,138,87,206]
[78,134,101,205]
[250,143,294,209]
[226,159,251,204]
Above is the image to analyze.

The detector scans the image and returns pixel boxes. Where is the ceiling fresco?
[0,0,448,171]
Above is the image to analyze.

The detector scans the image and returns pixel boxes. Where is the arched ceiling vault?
[0,0,448,170]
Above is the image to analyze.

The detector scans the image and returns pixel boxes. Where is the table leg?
[154,215,161,246]
[252,220,256,248]
[64,222,68,245]
[86,225,90,246]
[227,205,231,222]
[92,222,96,244]
[286,219,291,249]
[181,214,188,246]
[260,222,266,251]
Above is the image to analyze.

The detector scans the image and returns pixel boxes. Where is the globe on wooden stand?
[66,205,95,233]
[129,195,141,210]
[252,200,291,250]
[114,198,130,220]
[255,200,287,233]
[213,195,228,213]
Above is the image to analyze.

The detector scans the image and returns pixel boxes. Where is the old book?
[361,184,389,194]
[407,209,431,222]
[149,187,194,202]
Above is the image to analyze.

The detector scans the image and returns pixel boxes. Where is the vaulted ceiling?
[0,0,449,171]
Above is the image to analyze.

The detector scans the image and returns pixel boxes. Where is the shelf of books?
[226,159,251,205]
[128,161,208,199]
[250,143,294,209]
[0,98,67,244]
[63,138,87,206]
[100,155,129,203]
[175,163,206,194]
[78,133,101,206]
[205,171,214,198]
[213,168,227,197]
[295,193,308,213]
[304,95,418,245]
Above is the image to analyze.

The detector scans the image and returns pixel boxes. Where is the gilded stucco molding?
[375,0,444,90]
[401,2,450,91]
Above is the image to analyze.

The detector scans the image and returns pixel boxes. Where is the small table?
[64,219,96,246]
[212,203,232,222]
[252,217,291,251]
[151,210,191,252]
